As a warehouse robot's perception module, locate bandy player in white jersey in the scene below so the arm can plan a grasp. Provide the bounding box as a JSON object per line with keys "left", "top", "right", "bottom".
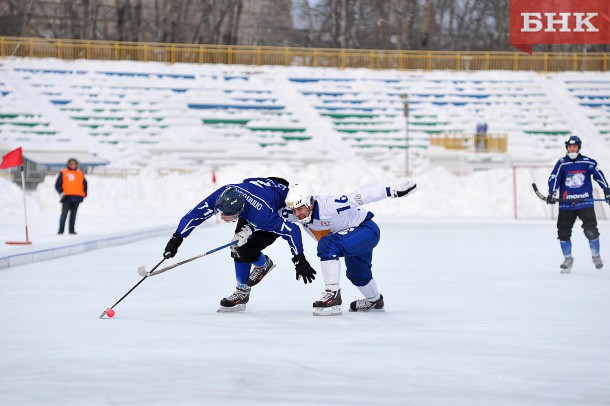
{"left": 282, "top": 180, "right": 417, "bottom": 316}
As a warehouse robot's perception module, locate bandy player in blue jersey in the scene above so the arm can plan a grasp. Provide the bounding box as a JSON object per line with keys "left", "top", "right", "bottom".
{"left": 547, "top": 136, "right": 610, "bottom": 273}
{"left": 163, "top": 177, "right": 316, "bottom": 312}
{"left": 282, "top": 179, "right": 417, "bottom": 316}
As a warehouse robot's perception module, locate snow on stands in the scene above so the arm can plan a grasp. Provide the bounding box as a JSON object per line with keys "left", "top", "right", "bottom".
{"left": 2, "top": 58, "right": 610, "bottom": 171}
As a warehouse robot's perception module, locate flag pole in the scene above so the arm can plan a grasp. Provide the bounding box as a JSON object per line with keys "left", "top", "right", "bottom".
{"left": 20, "top": 166, "right": 31, "bottom": 243}
{"left": 6, "top": 165, "right": 32, "bottom": 245}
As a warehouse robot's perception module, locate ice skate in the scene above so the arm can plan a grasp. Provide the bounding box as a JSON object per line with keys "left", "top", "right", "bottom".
{"left": 313, "top": 289, "right": 342, "bottom": 316}
{"left": 218, "top": 286, "right": 250, "bottom": 312}
{"left": 560, "top": 257, "right": 574, "bottom": 274}
{"left": 592, "top": 255, "right": 603, "bottom": 270}
{"left": 245, "top": 255, "right": 275, "bottom": 287}
{"left": 349, "top": 295, "right": 385, "bottom": 312}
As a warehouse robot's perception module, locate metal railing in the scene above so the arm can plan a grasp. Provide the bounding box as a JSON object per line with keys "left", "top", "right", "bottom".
{"left": 0, "top": 36, "right": 608, "bottom": 72}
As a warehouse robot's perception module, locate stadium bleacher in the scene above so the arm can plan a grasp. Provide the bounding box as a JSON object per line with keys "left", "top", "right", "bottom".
{"left": 1, "top": 59, "right": 608, "bottom": 173}
{"left": 564, "top": 79, "right": 610, "bottom": 143}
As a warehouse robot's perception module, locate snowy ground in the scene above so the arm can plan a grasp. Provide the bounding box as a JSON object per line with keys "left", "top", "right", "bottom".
{"left": 2, "top": 220, "right": 610, "bottom": 405}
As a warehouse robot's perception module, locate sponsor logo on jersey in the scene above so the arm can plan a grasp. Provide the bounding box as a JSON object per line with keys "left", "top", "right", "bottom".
{"left": 355, "top": 194, "right": 364, "bottom": 205}
{"left": 565, "top": 171, "right": 585, "bottom": 188}
{"left": 319, "top": 221, "right": 331, "bottom": 226}
{"left": 244, "top": 194, "right": 263, "bottom": 211}
{"left": 564, "top": 192, "right": 590, "bottom": 199}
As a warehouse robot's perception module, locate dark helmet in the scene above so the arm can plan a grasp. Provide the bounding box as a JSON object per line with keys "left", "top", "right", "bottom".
{"left": 565, "top": 135, "right": 582, "bottom": 149}
{"left": 214, "top": 187, "right": 245, "bottom": 216}
{"left": 67, "top": 157, "right": 79, "bottom": 166}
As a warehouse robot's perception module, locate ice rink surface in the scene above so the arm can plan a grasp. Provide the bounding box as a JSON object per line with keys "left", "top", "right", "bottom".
{"left": 2, "top": 220, "right": 610, "bottom": 405}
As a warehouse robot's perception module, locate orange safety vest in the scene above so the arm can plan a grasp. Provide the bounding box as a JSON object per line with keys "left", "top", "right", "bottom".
{"left": 61, "top": 168, "right": 86, "bottom": 197}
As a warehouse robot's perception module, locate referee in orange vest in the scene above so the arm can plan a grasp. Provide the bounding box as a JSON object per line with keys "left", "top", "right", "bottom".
{"left": 55, "top": 158, "right": 87, "bottom": 234}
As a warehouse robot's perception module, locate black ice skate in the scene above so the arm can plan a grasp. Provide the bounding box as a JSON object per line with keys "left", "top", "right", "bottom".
{"left": 593, "top": 255, "right": 603, "bottom": 269}
{"left": 349, "top": 295, "right": 385, "bottom": 312}
{"left": 560, "top": 257, "right": 574, "bottom": 274}
{"left": 245, "top": 255, "right": 275, "bottom": 287}
{"left": 313, "top": 289, "right": 342, "bottom": 316}
{"left": 218, "top": 286, "right": 250, "bottom": 312}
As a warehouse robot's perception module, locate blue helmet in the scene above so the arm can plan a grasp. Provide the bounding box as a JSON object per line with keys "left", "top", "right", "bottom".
{"left": 214, "top": 187, "right": 245, "bottom": 216}
{"left": 565, "top": 135, "right": 582, "bottom": 149}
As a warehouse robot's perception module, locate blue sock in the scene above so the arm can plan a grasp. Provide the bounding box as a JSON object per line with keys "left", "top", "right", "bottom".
{"left": 589, "top": 238, "right": 600, "bottom": 257}
{"left": 560, "top": 240, "right": 572, "bottom": 258}
{"left": 234, "top": 261, "right": 251, "bottom": 287}
{"left": 252, "top": 252, "right": 266, "bottom": 267}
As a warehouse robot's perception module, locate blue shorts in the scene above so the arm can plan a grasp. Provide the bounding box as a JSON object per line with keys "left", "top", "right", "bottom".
{"left": 317, "top": 219, "right": 381, "bottom": 286}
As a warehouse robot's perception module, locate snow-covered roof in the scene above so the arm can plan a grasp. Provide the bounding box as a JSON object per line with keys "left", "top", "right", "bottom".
{"left": 21, "top": 150, "right": 108, "bottom": 166}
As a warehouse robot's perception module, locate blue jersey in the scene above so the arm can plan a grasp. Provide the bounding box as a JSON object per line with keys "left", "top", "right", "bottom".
{"left": 174, "top": 177, "right": 304, "bottom": 256}
{"left": 548, "top": 154, "right": 609, "bottom": 211}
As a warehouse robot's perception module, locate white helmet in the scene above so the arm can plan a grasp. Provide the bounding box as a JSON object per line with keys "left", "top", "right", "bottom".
{"left": 286, "top": 183, "right": 315, "bottom": 224}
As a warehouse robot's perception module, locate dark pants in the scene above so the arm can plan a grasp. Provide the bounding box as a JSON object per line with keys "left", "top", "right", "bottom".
{"left": 231, "top": 176, "right": 288, "bottom": 263}
{"left": 557, "top": 207, "right": 599, "bottom": 241}
{"left": 232, "top": 217, "right": 281, "bottom": 263}
{"left": 59, "top": 201, "right": 80, "bottom": 233}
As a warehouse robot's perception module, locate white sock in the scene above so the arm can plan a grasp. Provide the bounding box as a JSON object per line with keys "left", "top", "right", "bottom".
{"left": 321, "top": 260, "right": 341, "bottom": 291}
{"left": 357, "top": 278, "right": 380, "bottom": 301}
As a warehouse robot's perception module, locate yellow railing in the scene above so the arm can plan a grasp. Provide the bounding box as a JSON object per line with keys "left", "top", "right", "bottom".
{"left": 0, "top": 36, "right": 608, "bottom": 72}
{"left": 429, "top": 133, "right": 508, "bottom": 153}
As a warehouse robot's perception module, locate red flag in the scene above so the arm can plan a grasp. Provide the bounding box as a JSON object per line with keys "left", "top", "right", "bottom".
{"left": 510, "top": 0, "right": 610, "bottom": 54}
{"left": 0, "top": 147, "right": 23, "bottom": 169}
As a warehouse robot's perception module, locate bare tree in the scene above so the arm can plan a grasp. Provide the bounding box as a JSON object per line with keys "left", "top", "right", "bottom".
{"left": 0, "top": 0, "right": 34, "bottom": 36}
{"left": 0, "top": 0, "right": 607, "bottom": 52}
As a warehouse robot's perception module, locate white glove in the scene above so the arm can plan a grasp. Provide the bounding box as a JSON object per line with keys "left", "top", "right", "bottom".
{"left": 391, "top": 179, "right": 417, "bottom": 198}
{"left": 58, "top": 192, "right": 65, "bottom": 202}
{"left": 231, "top": 225, "right": 253, "bottom": 247}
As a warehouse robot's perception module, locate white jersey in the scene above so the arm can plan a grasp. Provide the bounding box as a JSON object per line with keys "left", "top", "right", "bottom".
{"left": 282, "top": 184, "right": 391, "bottom": 241}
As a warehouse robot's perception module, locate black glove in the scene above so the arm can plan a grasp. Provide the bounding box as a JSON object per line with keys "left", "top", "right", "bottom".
{"left": 605, "top": 189, "right": 610, "bottom": 205}
{"left": 292, "top": 253, "right": 316, "bottom": 284}
{"left": 164, "top": 233, "right": 183, "bottom": 258}
{"left": 546, "top": 195, "right": 557, "bottom": 204}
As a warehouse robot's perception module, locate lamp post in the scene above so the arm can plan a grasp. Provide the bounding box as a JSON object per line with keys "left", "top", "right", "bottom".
{"left": 400, "top": 93, "right": 409, "bottom": 176}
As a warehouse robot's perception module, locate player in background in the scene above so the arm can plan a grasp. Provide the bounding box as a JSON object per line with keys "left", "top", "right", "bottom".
{"left": 282, "top": 179, "right": 417, "bottom": 316}
{"left": 547, "top": 135, "right": 610, "bottom": 273}
{"left": 163, "top": 177, "right": 316, "bottom": 312}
